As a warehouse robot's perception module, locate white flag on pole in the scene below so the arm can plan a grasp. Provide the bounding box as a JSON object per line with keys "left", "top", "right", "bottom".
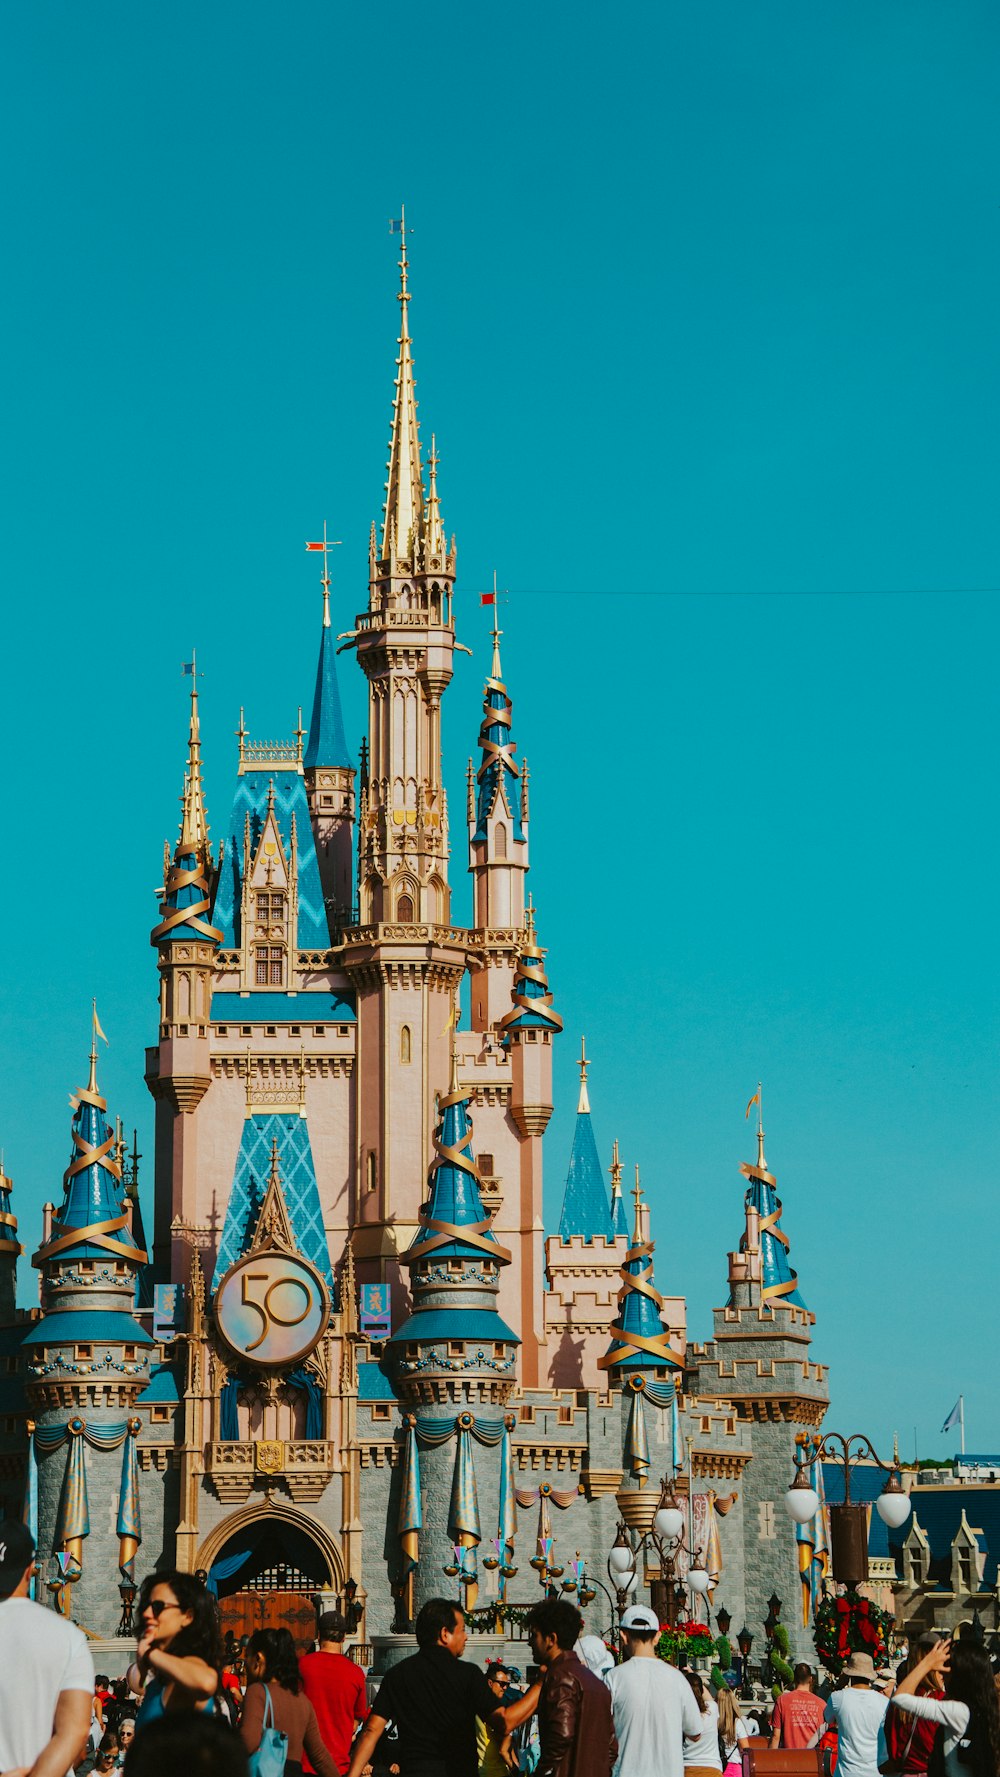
{"left": 941, "top": 1399, "right": 962, "bottom": 1434}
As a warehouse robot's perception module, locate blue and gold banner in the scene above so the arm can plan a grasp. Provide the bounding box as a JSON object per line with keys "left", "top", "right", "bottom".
{"left": 116, "top": 1418, "right": 142, "bottom": 1579}
{"left": 398, "top": 1419, "right": 422, "bottom": 1578}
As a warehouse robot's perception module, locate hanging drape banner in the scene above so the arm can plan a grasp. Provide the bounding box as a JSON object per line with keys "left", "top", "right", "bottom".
{"left": 450, "top": 1426, "right": 481, "bottom": 1608}
{"left": 514, "top": 1482, "right": 579, "bottom": 1510}
{"left": 625, "top": 1388, "right": 650, "bottom": 1480}
{"left": 117, "top": 1418, "right": 142, "bottom": 1579}
{"left": 704, "top": 1489, "right": 724, "bottom": 1598}
{"left": 413, "top": 1412, "right": 506, "bottom": 1447}
{"left": 498, "top": 1422, "right": 517, "bottom": 1560}
{"left": 24, "top": 1423, "right": 38, "bottom": 1600}
{"left": 398, "top": 1419, "right": 422, "bottom": 1578}
{"left": 56, "top": 1420, "right": 90, "bottom": 1578}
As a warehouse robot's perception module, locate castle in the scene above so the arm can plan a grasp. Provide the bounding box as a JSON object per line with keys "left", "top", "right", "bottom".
{"left": 0, "top": 226, "right": 829, "bottom": 1664}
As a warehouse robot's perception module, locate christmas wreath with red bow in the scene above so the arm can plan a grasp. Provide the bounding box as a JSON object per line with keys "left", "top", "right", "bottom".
{"left": 813, "top": 1590, "right": 893, "bottom": 1675}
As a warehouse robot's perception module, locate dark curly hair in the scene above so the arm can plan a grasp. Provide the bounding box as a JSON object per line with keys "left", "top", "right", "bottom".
{"left": 247, "top": 1628, "right": 302, "bottom": 1694}
{"left": 137, "top": 1570, "right": 222, "bottom": 1675}
{"left": 928, "top": 1639, "right": 1000, "bottom": 1777}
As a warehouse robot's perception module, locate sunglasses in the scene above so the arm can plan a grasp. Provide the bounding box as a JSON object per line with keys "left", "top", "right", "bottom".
{"left": 145, "top": 1599, "right": 180, "bottom": 1618}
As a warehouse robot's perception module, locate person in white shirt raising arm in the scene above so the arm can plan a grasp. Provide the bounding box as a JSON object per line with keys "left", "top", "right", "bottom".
{"left": 892, "top": 1636, "right": 1000, "bottom": 1777}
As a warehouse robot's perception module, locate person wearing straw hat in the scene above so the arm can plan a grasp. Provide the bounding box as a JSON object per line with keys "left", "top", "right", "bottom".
{"left": 823, "top": 1653, "right": 890, "bottom": 1777}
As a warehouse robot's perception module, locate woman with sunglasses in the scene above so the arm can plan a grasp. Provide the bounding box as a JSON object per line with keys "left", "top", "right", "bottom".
{"left": 127, "top": 1571, "right": 221, "bottom": 1724}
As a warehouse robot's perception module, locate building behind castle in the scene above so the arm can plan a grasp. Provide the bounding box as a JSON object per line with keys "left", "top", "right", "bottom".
{"left": 0, "top": 231, "right": 829, "bottom": 1663}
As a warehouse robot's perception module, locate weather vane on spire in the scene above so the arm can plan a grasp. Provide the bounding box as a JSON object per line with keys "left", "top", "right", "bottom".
{"left": 389, "top": 206, "right": 411, "bottom": 311}
{"left": 305, "top": 522, "right": 343, "bottom": 628}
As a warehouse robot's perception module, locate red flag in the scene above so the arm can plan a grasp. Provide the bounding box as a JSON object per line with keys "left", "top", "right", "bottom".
{"left": 305, "top": 542, "right": 326, "bottom": 552}
{"left": 480, "top": 592, "right": 496, "bottom": 605}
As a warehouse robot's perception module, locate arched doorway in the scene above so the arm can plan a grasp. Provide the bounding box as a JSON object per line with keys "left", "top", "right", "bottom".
{"left": 196, "top": 1504, "right": 345, "bottom": 1653}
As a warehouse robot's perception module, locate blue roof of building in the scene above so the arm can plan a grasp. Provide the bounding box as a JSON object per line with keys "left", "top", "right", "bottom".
{"left": 408, "top": 1088, "right": 502, "bottom": 1265}
{"left": 22, "top": 1310, "right": 153, "bottom": 1346}
{"left": 211, "top": 991, "right": 355, "bottom": 1024}
{"left": 732, "top": 1166, "right": 806, "bottom": 1311}
{"left": 609, "top": 1188, "right": 629, "bottom": 1240}
{"left": 389, "top": 1308, "right": 520, "bottom": 1345}
{"left": 212, "top": 1111, "right": 334, "bottom": 1292}
{"left": 303, "top": 618, "right": 351, "bottom": 770}
{"left": 357, "top": 1361, "right": 398, "bottom": 1401}
{"left": 558, "top": 1108, "right": 610, "bottom": 1241}
{"left": 474, "top": 672, "right": 524, "bottom": 844}
{"left": 212, "top": 768, "right": 330, "bottom": 950}
{"left": 136, "top": 1362, "right": 181, "bottom": 1404}
{"left": 820, "top": 1465, "right": 1000, "bottom": 1581}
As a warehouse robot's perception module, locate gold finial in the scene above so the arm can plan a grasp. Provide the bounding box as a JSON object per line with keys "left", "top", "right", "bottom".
{"left": 489, "top": 571, "right": 504, "bottom": 681}
{"left": 87, "top": 999, "right": 107, "bottom": 1094}
{"left": 295, "top": 706, "right": 304, "bottom": 766}
{"left": 397, "top": 203, "right": 409, "bottom": 315}
{"left": 755, "top": 1080, "right": 766, "bottom": 1171}
{"left": 577, "top": 1036, "right": 590, "bottom": 1114}
{"left": 236, "top": 705, "right": 246, "bottom": 766}
{"left": 305, "top": 520, "right": 343, "bottom": 628}
{"left": 609, "top": 1137, "right": 622, "bottom": 1196}
{"left": 448, "top": 989, "right": 460, "bottom": 1095}
{"left": 525, "top": 894, "right": 536, "bottom": 940}
{"left": 631, "top": 1163, "right": 645, "bottom": 1244}
{"left": 179, "top": 652, "right": 210, "bottom": 861}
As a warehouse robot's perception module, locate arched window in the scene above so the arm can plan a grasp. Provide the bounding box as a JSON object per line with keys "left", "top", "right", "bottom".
{"left": 400, "top": 1025, "right": 412, "bottom": 1065}
{"left": 495, "top": 822, "right": 508, "bottom": 859}
{"left": 366, "top": 1152, "right": 377, "bottom": 1193}
{"left": 397, "top": 892, "right": 414, "bottom": 923}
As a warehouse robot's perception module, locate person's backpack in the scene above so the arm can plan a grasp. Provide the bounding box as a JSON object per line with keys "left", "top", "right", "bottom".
{"left": 247, "top": 1686, "right": 287, "bottom": 1777}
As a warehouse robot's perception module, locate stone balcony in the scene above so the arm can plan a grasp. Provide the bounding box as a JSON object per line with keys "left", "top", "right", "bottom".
{"left": 206, "top": 1439, "right": 336, "bottom": 1503}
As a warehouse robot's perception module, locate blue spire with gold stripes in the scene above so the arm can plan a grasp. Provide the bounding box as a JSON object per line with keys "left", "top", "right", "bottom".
{"left": 608, "top": 1140, "right": 629, "bottom": 1241}
{"left": 557, "top": 1039, "right": 611, "bottom": 1241}
{"left": 498, "top": 898, "right": 563, "bottom": 1042}
{"left": 474, "top": 607, "right": 523, "bottom": 843}
{"left": 0, "top": 1158, "right": 21, "bottom": 1259}
{"left": 34, "top": 1012, "right": 147, "bottom": 1270}
{"left": 151, "top": 660, "right": 222, "bottom": 949}
{"left": 735, "top": 1091, "right": 805, "bottom": 1311}
{"left": 598, "top": 1166, "right": 683, "bottom": 1374}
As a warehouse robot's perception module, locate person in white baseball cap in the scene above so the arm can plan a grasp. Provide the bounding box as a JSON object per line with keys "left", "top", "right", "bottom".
{"left": 608, "top": 1605, "right": 701, "bottom": 1777}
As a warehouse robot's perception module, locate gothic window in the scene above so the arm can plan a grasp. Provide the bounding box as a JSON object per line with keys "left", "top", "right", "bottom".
{"left": 255, "top": 945, "right": 284, "bottom": 986}
{"left": 397, "top": 893, "right": 414, "bottom": 923}
{"left": 256, "top": 892, "right": 286, "bottom": 925}
{"left": 400, "top": 1024, "right": 412, "bottom": 1064}
{"left": 495, "top": 822, "right": 508, "bottom": 859}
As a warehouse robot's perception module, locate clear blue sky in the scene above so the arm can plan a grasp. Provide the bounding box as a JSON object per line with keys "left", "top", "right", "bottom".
{"left": 2, "top": 2, "right": 997, "bottom": 1458}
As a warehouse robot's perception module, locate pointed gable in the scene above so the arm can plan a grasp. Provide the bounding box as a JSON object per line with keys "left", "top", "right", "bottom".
{"left": 212, "top": 1112, "right": 334, "bottom": 1292}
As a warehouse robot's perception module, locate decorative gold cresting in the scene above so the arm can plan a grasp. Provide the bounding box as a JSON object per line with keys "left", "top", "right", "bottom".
{"left": 424, "top": 435, "right": 445, "bottom": 563}
{"left": 381, "top": 204, "right": 425, "bottom": 562}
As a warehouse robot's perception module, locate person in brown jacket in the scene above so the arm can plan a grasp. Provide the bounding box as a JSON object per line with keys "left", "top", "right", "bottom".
{"left": 526, "top": 1600, "right": 618, "bottom": 1777}
{"left": 241, "top": 1628, "right": 341, "bottom": 1777}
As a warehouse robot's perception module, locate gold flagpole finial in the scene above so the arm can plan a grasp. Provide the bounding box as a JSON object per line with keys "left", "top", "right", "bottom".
{"left": 88, "top": 999, "right": 99, "bottom": 1093}
{"left": 490, "top": 570, "right": 503, "bottom": 680}
{"left": 632, "top": 1163, "right": 644, "bottom": 1242}
{"left": 609, "top": 1138, "right": 622, "bottom": 1194}
{"left": 756, "top": 1080, "right": 766, "bottom": 1170}
{"left": 577, "top": 1037, "right": 590, "bottom": 1113}
{"left": 448, "top": 989, "right": 460, "bottom": 1096}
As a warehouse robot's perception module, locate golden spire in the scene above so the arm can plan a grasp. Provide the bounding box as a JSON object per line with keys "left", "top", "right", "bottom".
{"left": 609, "top": 1137, "right": 622, "bottom": 1196}
{"left": 88, "top": 999, "right": 100, "bottom": 1095}
{"left": 268, "top": 1136, "right": 282, "bottom": 1190}
{"left": 631, "top": 1163, "right": 645, "bottom": 1244}
{"left": 179, "top": 651, "right": 210, "bottom": 865}
{"left": 489, "top": 572, "right": 503, "bottom": 681}
{"left": 381, "top": 205, "right": 425, "bottom": 561}
{"left": 424, "top": 434, "right": 445, "bottom": 562}
{"left": 577, "top": 1035, "right": 590, "bottom": 1114}
{"left": 448, "top": 989, "right": 460, "bottom": 1096}
{"left": 755, "top": 1080, "right": 766, "bottom": 1172}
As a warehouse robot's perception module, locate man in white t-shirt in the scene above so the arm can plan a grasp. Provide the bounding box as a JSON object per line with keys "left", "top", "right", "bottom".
{"left": 823, "top": 1651, "right": 890, "bottom": 1777}
{"left": 607, "top": 1604, "right": 702, "bottom": 1777}
{"left": 0, "top": 1520, "right": 94, "bottom": 1777}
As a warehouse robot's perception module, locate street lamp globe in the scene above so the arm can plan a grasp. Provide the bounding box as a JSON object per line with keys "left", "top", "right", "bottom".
{"left": 875, "top": 1476, "right": 912, "bottom": 1530}
{"left": 784, "top": 1473, "right": 820, "bottom": 1523}
{"left": 688, "top": 1563, "right": 711, "bottom": 1595}
{"left": 654, "top": 1504, "right": 685, "bottom": 1541}
{"left": 609, "top": 1543, "right": 635, "bottom": 1576}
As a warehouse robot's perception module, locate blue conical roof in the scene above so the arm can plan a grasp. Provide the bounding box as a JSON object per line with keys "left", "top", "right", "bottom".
{"left": 0, "top": 1163, "right": 21, "bottom": 1257}
{"left": 304, "top": 615, "right": 350, "bottom": 769}
{"left": 407, "top": 1082, "right": 501, "bottom": 1265}
{"left": 35, "top": 1064, "right": 146, "bottom": 1269}
{"left": 738, "top": 1153, "right": 806, "bottom": 1311}
{"left": 474, "top": 663, "right": 522, "bottom": 842}
{"left": 498, "top": 903, "right": 563, "bottom": 1041}
{"left": 609, "top": 1182, "right": 629, "bottom": 1241}
{"left": 599, "top": 1182, "right": 683, "bottom": 1374}
{"left": 559, "top": 1108, "right": 610, "bottom": 1241}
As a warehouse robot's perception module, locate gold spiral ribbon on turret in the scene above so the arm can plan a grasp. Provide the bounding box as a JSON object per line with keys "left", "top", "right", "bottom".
{"left": 739, "top": 1160, "right": 799, "bottom": 1308}
{"left": 498, "top": 944, "right": 564, "bottom": 1037}
{"left": 151, "top": 860, "right": 222, "bottom": 945}
{"left": 35, "top": 1118, "right": 147, "bottom": 1266}
{"left": 597, "top": 1236, "right": 685, "bottom": 1370}
{"left": 406, "top": 1086, "right": 511, "bottom": 1267}
{"left": 477, "top": 682, "right": 519, "bottom": 790}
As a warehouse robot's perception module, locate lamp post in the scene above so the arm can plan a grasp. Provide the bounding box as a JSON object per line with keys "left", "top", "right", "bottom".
{"left": 116, "top": 1576, "right": 137, "bottom": 1638}
{"left": 736, "top": 1625, "right": 754, "bottom": 1686}
{"left": 784, "top": 1433, "right": 911, "bottom": 1587}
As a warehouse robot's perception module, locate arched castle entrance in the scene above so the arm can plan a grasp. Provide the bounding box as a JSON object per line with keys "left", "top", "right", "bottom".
{"left": 196, "top": 1502, "right": 346, "bottom": 1652}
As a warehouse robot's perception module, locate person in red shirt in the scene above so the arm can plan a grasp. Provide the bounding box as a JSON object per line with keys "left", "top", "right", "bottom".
{"left": 771, "top": 1665, "right": 827, "bottom": 1750}
{"left": 299, "top": 1611, "right": 369, "bottom": 1776}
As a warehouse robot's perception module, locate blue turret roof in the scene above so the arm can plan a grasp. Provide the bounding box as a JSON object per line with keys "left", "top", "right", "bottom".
{"left": 304, "top": 611, "right": 350, "bottom": 770}
{"left": 407, "top": 1080, "right": 501, "bottom": 1266}
{"left": 599, "top": 1179, "right": 683, "bottom": 1374}
{"left": 737, "top": 1144, "right": 806, "bottom": 1311}
{"left": 151, "top": 676, "right": 222, "bottom": 949}
{"left": 498, "top": 902, "right": 563, "bottom": 1042}
{"left": 34, "top": 1060, "right": 147, "bottom": 1270}
{"left": 558, "top": 1066, "right": 610, "bottom": 1241}
{"left": 609, "top": 1180, "right": 629, "bottom": 1241}
{"left": 0, "top": 1163, "right": 21, "bottom": 1257}
{"left": 474, "top": 650, "right": 523, "bottom": 843}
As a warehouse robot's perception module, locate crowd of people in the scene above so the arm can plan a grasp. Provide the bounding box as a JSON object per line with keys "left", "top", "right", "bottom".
{"left": 4, "top": 1517, "right": 1000, "bottom": 1777}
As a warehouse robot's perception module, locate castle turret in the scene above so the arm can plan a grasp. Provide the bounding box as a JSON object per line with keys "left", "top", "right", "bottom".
{"left": 468, "top": 609, "right": 529, "bottom": 1032}
{"left": 692, "top": 1092, "right": 828, "bottom": 1659}
{"left": 389, "top": 1046, "right": 518, "bottom": 1613}
{"left": 303, "top": 536, "right": 356, "bottom": 929}
{"left": 544, "top": 1045, "right": 629, "bottom": 1391}
{"left": 149, "top": 664, "right": 221, "bottom": 1116}
{"left": 27, "top": 1023, "right": 151, "bottom": 1627}
{"left": 0, "top": 1158, "right": 22, "bottom": 1322}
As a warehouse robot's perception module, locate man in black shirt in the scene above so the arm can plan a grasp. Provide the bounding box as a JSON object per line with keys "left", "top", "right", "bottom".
{"left": 345, "top": 1599, "right": 519, "bottom": 1777}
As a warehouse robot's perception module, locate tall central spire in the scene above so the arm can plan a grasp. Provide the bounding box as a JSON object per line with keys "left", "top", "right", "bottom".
{"left": 180, "top": 656, "right": 210, "bottom": 865}
{"left": 381, "top": 208, "right": 425, "bottom": 561}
